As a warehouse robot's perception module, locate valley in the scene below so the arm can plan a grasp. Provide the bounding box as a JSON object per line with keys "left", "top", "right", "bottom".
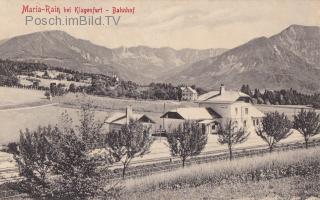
{"left": 0, "top": 25, "right": 320, "bottom": 92}
{"left": 0, "top": 23, "right": 320, "bottom": 200}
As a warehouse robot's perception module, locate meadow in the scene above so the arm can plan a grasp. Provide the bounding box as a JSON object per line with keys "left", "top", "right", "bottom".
{"left": 256, "top": 104, "right": 320, "bottom": 119}
{"left": 0, "top": 87, "right": 46, "bottom": 107}
{"left": 18, "top": 75, "right": 90, "bottom": 88}
{"left": 56, "top": 93, "right": 197, "bottom": 114}
{"left": 122, "top": 147, "right": 320, "bottom": 200}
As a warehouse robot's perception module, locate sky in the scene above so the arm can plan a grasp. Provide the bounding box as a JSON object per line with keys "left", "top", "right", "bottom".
{"left": 0, "top": 0, "right": 319, "bottom": 49}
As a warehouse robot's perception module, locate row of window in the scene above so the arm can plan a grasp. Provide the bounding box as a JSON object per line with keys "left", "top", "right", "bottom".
{"left": 235, "top": 107, "right": 249, "bottom": 115}
{"left": 253, "top": 119, "right": 260, "bottom": 126}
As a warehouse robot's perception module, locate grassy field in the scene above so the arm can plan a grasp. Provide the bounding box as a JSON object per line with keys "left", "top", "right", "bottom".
{"left": 256, "top": 104, "right": 320, "bottom": 119}
{"left": 18, "top": 75, "right": 90, "bottom": 88}
{"left": 56, "top": 93, "right": 197, "bottom": 113}
{"left": 122, "top": 147, "right": 320, "bottom": 200}
{"left": 0, "top": 87, "right": 46, "bottom": 107}
{"left": 0, "top": 105, "right": 111, "bottom": 145}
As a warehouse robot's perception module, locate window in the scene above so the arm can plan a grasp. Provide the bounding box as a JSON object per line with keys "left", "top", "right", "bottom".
{"left": 245, "top": 108, "right": 249, "bottom": 115}
{"left": 202, "top": 124, "right": 206, "bottom": 133}
{"left": 235, "top": 107, "right": 238, "bottom": 115}
{"left": 243, "top": 120, "right": 247, "bottom": 127}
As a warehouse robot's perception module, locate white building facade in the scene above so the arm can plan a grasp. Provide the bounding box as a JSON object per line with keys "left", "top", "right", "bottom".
{"left": 181, "top": 86, "right": 198, "bottom": 101}
{"left": 161, "top": 84, "right": 265, "bottom": 134}
{"left": 198, "top": 84, "right": 265, "bottom": 132}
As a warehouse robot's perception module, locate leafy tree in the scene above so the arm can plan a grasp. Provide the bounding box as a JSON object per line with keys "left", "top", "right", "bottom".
{"left": 56, "top": 73, "right": 65, "bottom": 80}
{"left": 68, "top": 83, "right": 76, "bottom": 93}
{"left": 50, "top": 83, "right": 65, "bottom": 96}
{"left": 44, "top": 90, "right": 51, "bottom": 100}
{"left": 240, "top": 84, "right": 252, "bottom": 97}
{"left": 32, "top": 81, "right": 39, "bottom": 88}
{"left": 293, "top": 109, "right": 320, "bottom": 148}
{"left": 76, "top": 102, "right": 107, "bottom": 148}
{"left": 13, "top": 104, "right": 120, "bottom": 199}
{"left": 256, "top": 111, "right": 292, "bottom": 152}
{"left": 13, "top": 126, "right": 58, "bottom": 198}
{"left": 216, "top": 120, "right": 249, "bottom": 160}
{"left": 106, "top": 120, "right": 153, "bottom": 178}
{"left": 5, "top": 142, "right": 19, "bottom": 155}
{"left": 167, "top": 121, "right": 207, "bottom": 167}
{"left": 43, "top": 70, "right": 49, "bottom": 78}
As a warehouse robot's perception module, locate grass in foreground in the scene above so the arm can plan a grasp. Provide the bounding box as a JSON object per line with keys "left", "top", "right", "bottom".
{"left": 123, "top": 147, "right": 320, "bottom": 199}
{"left": 123, "top": 174, "right": 320, "bottom": 200}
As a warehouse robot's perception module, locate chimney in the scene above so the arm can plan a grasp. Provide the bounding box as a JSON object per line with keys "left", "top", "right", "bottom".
{"left": 126, "top": 105, "right": 133, "bottom": 124}
{"left": 220, "top": 84, "right": 225, "bottom": 95}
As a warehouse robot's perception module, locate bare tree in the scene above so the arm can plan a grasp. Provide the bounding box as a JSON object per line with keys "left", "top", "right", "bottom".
{"left": 256, "top": 111, "right": 292, "bottom": 152}
{"left": 293, "top": 109, "right": 320, "bottom": 148}
{"left": 167, "top": 121, "right": 207, "bottom": 167}
{"left": 216, "top": 120, "right": 249, "bottom": 160}
{"left": 106, "top": 120, "right": 153, "bottom": 178}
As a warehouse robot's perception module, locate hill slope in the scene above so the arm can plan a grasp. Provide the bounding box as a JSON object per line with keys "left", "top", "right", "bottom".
{"left": 170, "top": 25, "right": 320, "bottom": 92}
{"left": 0, "top": 31, "right": 225, "bottom": 83}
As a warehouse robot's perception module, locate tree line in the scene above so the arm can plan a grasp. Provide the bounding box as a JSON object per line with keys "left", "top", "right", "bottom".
{"left": 240, "top": 84, "right": 320, "bottom": 108}
{"left": 0, "top": 59, "right": 210, "bottom": 101}
{"left": 1, "top": 59, "right": 320, "bottom": 104}
{"left": 168, "top": 109, "right": 320, "bottom": 165}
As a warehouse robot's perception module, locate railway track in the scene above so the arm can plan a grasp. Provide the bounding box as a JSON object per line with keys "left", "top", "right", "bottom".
{"left": 110, "top": 138, "right": 320, "bottom": 180}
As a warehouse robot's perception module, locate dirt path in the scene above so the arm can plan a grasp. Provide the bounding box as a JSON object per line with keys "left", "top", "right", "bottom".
{"left": 0, "top": 102, "right": 59, "bottom": 111}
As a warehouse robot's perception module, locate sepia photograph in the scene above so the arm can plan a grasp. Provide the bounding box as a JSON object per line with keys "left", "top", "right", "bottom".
{"left": 0, "top": 0, "right": 320, "bottom": 199}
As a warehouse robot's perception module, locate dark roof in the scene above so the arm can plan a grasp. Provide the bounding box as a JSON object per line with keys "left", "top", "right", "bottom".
{"left": 107, "top": 112, "right": 156, "bottom": 125}
{"left": 205, "top": 107, "right": 223, "bottom": 119}
{"left": 160, "top": 107, "right": 222, "bottom": 120}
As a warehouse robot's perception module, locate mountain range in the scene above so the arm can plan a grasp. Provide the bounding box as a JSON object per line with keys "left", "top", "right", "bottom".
{"left": 0, "top": 31, "right": 225, "bottom": 83}
{"left": 169, "top": 25, "right": 320, "bottom": 92}
{"left": 0, "top": 24, "right": 319, "bottom": 92}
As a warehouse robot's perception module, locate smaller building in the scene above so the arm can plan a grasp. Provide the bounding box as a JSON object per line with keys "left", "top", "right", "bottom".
{"left": 106, "top": 106, "right": 156, "bottom": 133}
{"left": 160, "top": 107, "right": 222, "bottom": 134}
{"left": 181, "top": 86, "right": 198, "bottom": 101}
